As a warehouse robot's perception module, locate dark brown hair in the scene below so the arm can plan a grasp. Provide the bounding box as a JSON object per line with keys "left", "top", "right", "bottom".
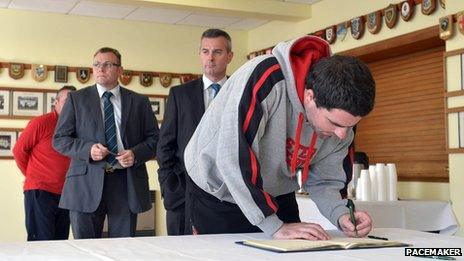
{"left": 93, "top": 47, "right": 122, "bottom": 65}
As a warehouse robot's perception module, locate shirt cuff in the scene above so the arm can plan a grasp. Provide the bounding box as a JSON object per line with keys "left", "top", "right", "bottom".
{"left": 256, "top": 214, "right": 284, "bottom": 237}
{"left": 331, "top": 203, "right": 349, "bottom": 230}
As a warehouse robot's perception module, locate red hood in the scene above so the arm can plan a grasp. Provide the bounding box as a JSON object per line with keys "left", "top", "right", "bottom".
{"left": 289, "top": 36, "right": 331, "bottom": 104}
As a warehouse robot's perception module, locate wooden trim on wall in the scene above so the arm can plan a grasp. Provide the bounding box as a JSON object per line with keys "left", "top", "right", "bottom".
{"left": 0, "top": 128, "right": 22, "bottom": 132}
{"left": 0, "top": 62, "right": 200, "bottom": 78}
{"left": 443, "top": 53, "right": 449, "bottom": 157}
{"left": 444, "top": 48, "right": 464, "bottom": 58}
{"left": 399, "top": 176, "right": 449, "bottom": 182}
{"left": 446, "top": 106, "right": 464, "bottom": 114}
{"left": 445, "top": 90, "right": 464, "bottom": 98}
{"left": 0, "top": 86, "right": 56, "bottom": 93}
{"left": 448, "top": 148, "right": 464, "bottom": 153}
{"left": 0, "top": 115, "right": 39, "bottom": 120}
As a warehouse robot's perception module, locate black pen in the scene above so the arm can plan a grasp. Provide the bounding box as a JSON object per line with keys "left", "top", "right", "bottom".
{"left": 346, "top": 199, "right": 358, "bottom": 237}
{"left": 367, "top": 235, "right": 388, "bottom": 241}
{"left": 107, "top": 150, "right": 119, "bottom": 156}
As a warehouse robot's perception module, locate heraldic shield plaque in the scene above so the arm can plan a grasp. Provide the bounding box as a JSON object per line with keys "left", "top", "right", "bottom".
{"left": 140, "top": 72, "right": 153, "bottom": 87}
{"left": 350, "top": 17, "right": 365, "bottom": 40}
{"left": 336, "top": 22, "right": 347, "bottom": 42}
{"left": 119, "top": 70, "right": 132, "bottom": 85}
{"left": 31, "top": 64, "right": 48, "bottom": 82}
{"left": 325, "top": 26, "right": 336, "bottom": 44}
{"left": 159, "top": 73, "right": 172, "bottom": 88}
{"left": 384, "top": 4, "right": 398, "bottom": 29}
{"left": 9, "top": 63, "right": 25, "bottom": 80}
{"left": 367, "top": 11, "right": 381, "bottom": 34}
{"left": 400, "top": 0, "right": 415, "bottom": 21}
{"left": 421, "top": 0, "right": 437, "bottom": 15}
{"left": 439, "top": 15, "right": 453, "bottom": 40}
{"left": 77, "top": 67, "right": 90, "bottom": 83}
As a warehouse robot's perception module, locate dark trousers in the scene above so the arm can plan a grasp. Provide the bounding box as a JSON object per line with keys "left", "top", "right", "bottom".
{"left": 69, "top": 169, "right": 137, "bottom": 239}
{"left": 24, "top": 189, "right": 70, "bottom": 241}
{"left": 185, "top": 179, "right": 300, "bottom": 235}
{"left": 166, "top": 203, "right": 185, "bottom": 235}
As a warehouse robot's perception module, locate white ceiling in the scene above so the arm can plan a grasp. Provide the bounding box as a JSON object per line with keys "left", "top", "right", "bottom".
{"left": 0, "top": 0, "right": 321, "bottom": 30}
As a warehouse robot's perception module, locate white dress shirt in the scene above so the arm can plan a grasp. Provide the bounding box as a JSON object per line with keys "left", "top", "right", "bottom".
{"left": 202, "top": 75, "right": 227, "bottom": 110}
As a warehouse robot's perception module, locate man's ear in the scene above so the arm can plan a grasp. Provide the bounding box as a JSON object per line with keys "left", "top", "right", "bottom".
{"left": 304, "top": 89, "right": 315, "bottom": 102}
{"left": 116, "top": 65, "right": 124, "bottom": 77}
{"left": 53, "top": 95, "right": 59, "bottom": 106}
{"left": 227, "top": 51, "right": 234, "bottom": 64}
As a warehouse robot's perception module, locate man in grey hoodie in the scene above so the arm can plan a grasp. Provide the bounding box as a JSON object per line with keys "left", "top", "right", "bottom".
{"left": 184, "top": 35, "right": 375, "bottom": 240}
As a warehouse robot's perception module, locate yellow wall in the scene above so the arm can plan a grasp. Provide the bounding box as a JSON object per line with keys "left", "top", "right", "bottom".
{"left": 248, "top": 0, "right": 463, "bottom": 236}
{"left": 0, "top": 8, "right": 247, "bottom": 242}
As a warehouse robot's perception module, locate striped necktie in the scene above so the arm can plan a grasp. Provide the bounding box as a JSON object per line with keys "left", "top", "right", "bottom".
{"left": 211, "top": 83, "right": 221, "bottom": 98}
{"left": 102, "top": 91, "right": 118, "bottom": 166}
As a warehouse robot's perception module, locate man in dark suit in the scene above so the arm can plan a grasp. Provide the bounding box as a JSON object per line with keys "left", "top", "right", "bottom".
{"left": 53, "top": 47, "right": 159, "bottom": 239}
{"left": 157, "top": 28, "right": 233, "bottom": 235}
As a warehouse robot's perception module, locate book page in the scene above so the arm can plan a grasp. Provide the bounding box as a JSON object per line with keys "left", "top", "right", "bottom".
{"left": 242, "top": 239, "right": 346, "bottom": 252}
{"left": 327, "top": 237, "right": 405, "bottom": 249}
{"left": 242, "top": 237, "right": 407, "bottom": 252}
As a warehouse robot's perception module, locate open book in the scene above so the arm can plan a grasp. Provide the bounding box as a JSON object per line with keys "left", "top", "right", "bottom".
{"left": 237, "top": 237, "right": 410, "bottom": 253}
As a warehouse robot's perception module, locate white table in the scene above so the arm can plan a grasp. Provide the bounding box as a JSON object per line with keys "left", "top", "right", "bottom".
{"left": 0, "top": 228, "right": 463, "bottom": 260}
{"left": 296, "top": 195, "right": 459, "bottom": 235}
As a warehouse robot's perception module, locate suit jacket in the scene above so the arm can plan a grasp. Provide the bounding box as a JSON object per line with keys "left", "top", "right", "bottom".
{"left": 53, "top": 85, "right": 159, "bottom": 213}
{"left": 157, "top": 78, "right": 204, "bottom": 210}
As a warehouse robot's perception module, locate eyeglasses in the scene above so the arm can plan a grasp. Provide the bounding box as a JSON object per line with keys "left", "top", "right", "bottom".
{"left": 92, "top": 61, "right": 120, "bottom": 69}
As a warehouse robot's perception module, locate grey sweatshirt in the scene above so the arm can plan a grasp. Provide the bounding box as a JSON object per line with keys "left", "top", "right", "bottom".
{"left": 184, "top": 35, "right": 352, "bottom": 236}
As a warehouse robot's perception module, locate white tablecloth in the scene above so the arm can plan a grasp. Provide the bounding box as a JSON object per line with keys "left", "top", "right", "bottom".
{"left": 0, "top": 228, "right": 463, "bottom": 260}
{"left": 296, "top": 196, "right": 459, "bottom": 235}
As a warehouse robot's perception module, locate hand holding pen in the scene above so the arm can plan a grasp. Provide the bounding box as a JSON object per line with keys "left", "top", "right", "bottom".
{"left": 90, "top": 143, "right": 114, "bottom": 161}
{"left": 347, "top": 199, "right": 359, "bottom": 237}
{"left": 338, "top": 199, "right": 373, "bottom": 238}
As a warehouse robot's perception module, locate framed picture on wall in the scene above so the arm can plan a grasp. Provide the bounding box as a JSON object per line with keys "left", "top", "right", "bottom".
{"left": 12, "top": 91, "right": 44, "bottom": 117}
{"left": 147, "top": 95, "right": 166, "bottom": 122}
{"left": 0, "top": 90, "right": 10, "bottom": 116}
{"left": 45, "top": 92, "right": 57, "bottom": 113}
{"left": 0, "top": 131, "right": 16, "bottom": 157}
{"left": 54, "top": 65, "right": 68, "bottom": 83}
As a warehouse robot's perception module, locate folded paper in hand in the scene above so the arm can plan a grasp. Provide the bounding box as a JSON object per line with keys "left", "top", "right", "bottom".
{"left": 237, "top": 237, "right": 410, "bottom": 253}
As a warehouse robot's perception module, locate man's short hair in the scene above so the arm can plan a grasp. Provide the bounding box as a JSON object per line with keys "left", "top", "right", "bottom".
{"left": 56, "top": 85, "right": 76, "bottom": 99}
{"left": 306, "top": 55, "right": 375, "bottom": 117}
{"left": 93, "top": 47, "right": 122, "bottom": 65}
{"left": 201, "top": 28, "right": 232, "bottom": 52}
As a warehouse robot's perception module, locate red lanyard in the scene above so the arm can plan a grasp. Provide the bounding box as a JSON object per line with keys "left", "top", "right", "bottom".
{"left": 301, "top": 132, "right": 318, "bottom": 185}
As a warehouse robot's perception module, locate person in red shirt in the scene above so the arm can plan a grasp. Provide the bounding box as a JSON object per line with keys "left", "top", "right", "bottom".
{"left": 13, "top": 85, "right": 76, "bottom": 241}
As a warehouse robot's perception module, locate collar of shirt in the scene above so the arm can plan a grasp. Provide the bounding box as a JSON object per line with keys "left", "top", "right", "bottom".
{"left": 52, "top": 109, "right": 58, "bottom": 119}
{"left": 202, "top": 75, "right": 227, "bottom": 90}
{"left": 96, "top": 84, "right": 121, "bottom": 100}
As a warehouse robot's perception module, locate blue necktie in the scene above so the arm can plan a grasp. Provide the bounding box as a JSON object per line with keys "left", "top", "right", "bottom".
{"left": 211, "top": 83, "right": 221, "bottom": 98}
{"left": 102, "top": 91, "right": 118, "bottom": 166}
